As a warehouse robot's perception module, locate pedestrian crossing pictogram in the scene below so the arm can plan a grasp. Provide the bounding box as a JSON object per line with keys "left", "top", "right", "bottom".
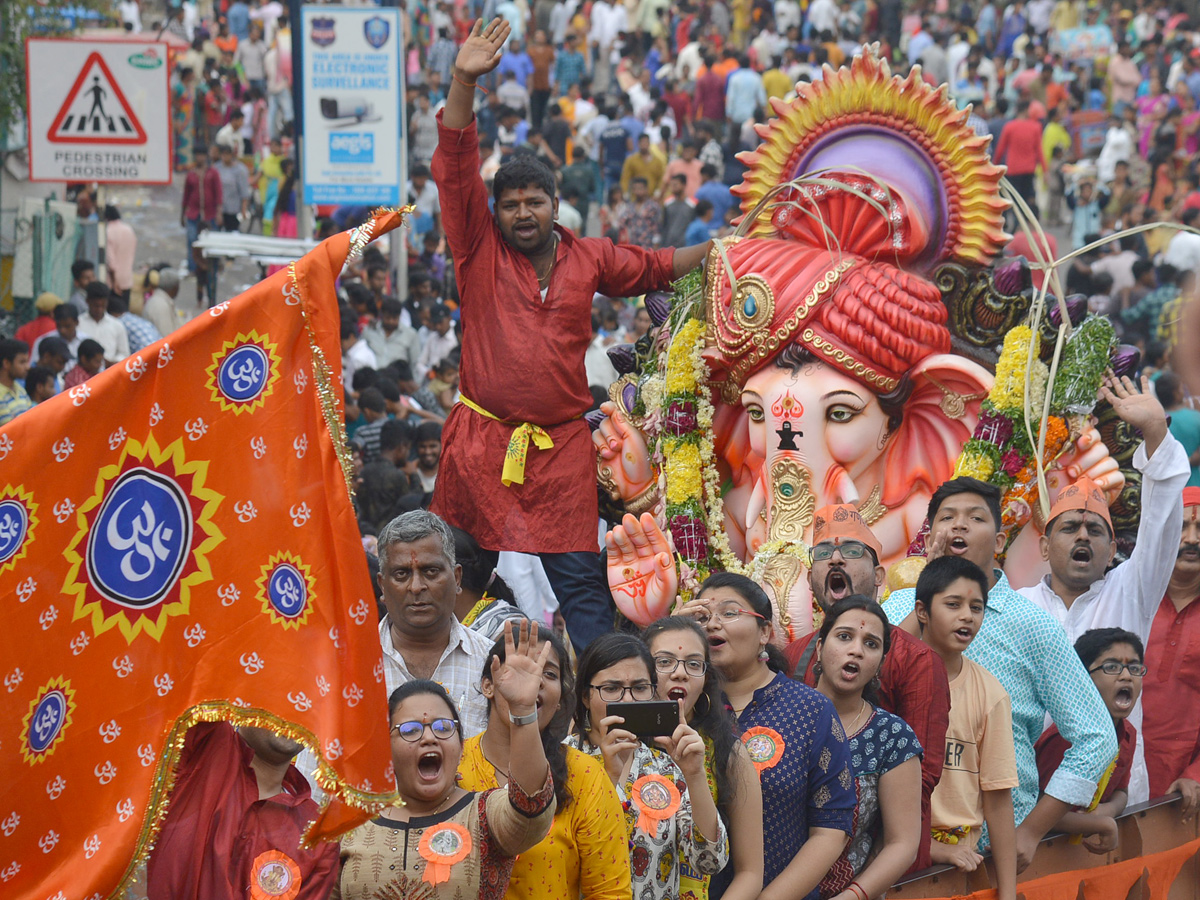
{"left": 47, "top": 52, "right": 147, "bottom": 144}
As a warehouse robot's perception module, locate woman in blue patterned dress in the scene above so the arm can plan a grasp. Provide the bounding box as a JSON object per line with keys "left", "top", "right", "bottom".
{"left": 813, "top": 596, "right": 923, "bottom": 900}
{"left": 681, "top": 573, "right": 857, "bottom": 900}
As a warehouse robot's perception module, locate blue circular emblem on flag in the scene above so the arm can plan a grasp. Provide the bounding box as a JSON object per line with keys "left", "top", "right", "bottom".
{"left": 217, "top": 344, "right": 270, "bottom": 404}
{"left": 87, "top": 468, "right": 193, "bottom": 609}
{"left": 27, "top": 690, "right": 68, "bottom": 754}
{"left": 267, "top": 563, "right": 308, "bottom": 618}
{"left": 0, "top": 499, "right": 28, "bottom": 565}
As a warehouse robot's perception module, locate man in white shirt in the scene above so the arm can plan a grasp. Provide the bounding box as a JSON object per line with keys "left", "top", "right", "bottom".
{"left": 415, "top": 304, "right": 459, "bottom": 382}
{"left": 775, "top": 0, "right": 802, "bottom": 35}
{"left": 807, "top": 0, "right": 840, "bottom": 37}
{"left": 1164, "top": 208, "right": 1200, "bottom": 275}
{"left": 1018, "top": 373, "right": 1189, "bottom": 803}
{"left": 556, "top": 192, "right": 585, "bottom": 233}
{"left": 376, "top": 510, "right": 493, "bottom": 737}
{"left": 78, "top": 282, "right": 130, "bottom": 366}
{"left": 341, "top": 317, "right": 377, "bottom": 393}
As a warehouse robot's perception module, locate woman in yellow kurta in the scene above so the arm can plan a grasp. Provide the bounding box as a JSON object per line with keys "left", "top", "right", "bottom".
{"left": 458, "top": 626, "right": 632, "bottom": 900}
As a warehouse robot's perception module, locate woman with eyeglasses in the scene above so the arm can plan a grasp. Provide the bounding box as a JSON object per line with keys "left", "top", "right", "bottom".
{"left": 333, "top": 620, "right": 556, "bottom": 898}
{"left": 812, "top": 596, "right": 922, "bottom": 900}
{"left": 680, "top": 572, "right": 856, "bottom": 900}
{"left": 565, "top": 632, "right": 730, "bottom": 900}
{"left": 643, "top": 616, "right": 765, "bottom": 900}
{"left": 457, "top": 623, "right": 632, "bottom": 900}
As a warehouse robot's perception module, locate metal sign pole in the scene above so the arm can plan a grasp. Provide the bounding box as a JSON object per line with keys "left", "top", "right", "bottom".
{"left": 289, "top": 0, "right": 310, "bottom": 239}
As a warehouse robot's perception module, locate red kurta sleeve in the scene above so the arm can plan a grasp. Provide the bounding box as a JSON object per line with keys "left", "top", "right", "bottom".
{"left": 594, "top": 238, "right": 677, "bottom": 299}
{"left": 430, "top": 111, "right": 494, "bottom": 268}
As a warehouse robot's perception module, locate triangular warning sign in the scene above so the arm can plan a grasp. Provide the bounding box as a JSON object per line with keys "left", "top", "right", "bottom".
{"left": 47, "top": 52, "right": 147, "bottom": 144}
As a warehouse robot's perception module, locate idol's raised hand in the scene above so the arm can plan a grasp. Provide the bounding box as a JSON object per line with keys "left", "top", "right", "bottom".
{"left": 454, "top": 18, "right": 511, "bottom": 81}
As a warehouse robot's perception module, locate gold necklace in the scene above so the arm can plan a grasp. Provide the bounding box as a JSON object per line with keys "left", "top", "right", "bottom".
{"left": 387, "top": 784, "right": 459, "bottom": 820}
{"left": 845, "top": 698, "right": 869, "bottom": 736}
{"left": 533, "top": 236, "right": 559, "bottom": 285}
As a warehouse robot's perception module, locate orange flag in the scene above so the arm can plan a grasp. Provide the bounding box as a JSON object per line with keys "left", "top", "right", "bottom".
{"left": 0, "top": 211, "right": 408, "bottom": 898}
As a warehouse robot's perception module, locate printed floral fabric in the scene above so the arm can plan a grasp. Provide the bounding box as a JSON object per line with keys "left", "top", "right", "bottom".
{"left": 565, "top": 736, "right": 730, "bottom": 900}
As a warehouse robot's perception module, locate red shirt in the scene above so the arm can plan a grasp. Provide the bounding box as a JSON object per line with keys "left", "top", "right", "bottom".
{"left": 147, "top": 722, "right": 338, "bottom": 900}
{"left": 1143, "top": 594, "right": 1200, "bottom": 796}
{"left": 14, "top": 316, "right": 56, "bottom": 348}
{"left": 182, "top": 167, "right": 223, "bottom": 222}
{"left": 429, "top": 112, "right": 676, "bottom": 553}
{"left": 785, "top": 626, "right": 950, "bottom": 873}
{"left": 663, "top": 90, "right": 693, "bottom": 131}
{"left": 1035, "top": 718, "right": 1136, "bottom": 803}
{"left": 992, "top": 117, "right": 1047, "bottom": 176}
{"left": 695, "top": 71, "right": 727, "bottom": 121}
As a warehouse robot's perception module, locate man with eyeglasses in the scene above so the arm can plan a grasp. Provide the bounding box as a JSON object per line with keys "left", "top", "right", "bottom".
{"left": 1017, "top": 375, "right": 1187, "bottom": 804}
{"left": 1142, "top": 487, "right": 1200, "bottom": 818}
{"left": 783, "top": 503, "right": 951, "bottom": 874}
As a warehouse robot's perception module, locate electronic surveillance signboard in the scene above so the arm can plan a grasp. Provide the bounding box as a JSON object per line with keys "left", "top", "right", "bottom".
{"left": 301, "top": 7, "right": 401, "bottom": 205}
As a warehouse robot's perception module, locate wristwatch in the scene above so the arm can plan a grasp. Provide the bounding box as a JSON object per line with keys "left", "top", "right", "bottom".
{"left": 508, "top": 709, "right": 538, "bottom": 726}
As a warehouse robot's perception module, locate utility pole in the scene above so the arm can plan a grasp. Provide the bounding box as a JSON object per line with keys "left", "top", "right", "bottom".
{"left": 287, "top": 0, "right": 310, "bottom": 239}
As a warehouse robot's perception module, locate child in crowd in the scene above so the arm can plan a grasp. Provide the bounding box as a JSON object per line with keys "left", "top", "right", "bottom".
{"left": 916, "top": 556, "right": 1018, "bottom": 900}
{"left": 1034, "top": 628, "right": 1143, "bottom": 854}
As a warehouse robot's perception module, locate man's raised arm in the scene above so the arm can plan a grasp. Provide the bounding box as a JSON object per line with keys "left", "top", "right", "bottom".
{"left": 443, "top": 18, "right": 510, "bottom": 130}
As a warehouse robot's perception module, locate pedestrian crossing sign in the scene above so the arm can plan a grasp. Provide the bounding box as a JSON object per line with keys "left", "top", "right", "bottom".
{"left": 48, "top": 52, "right": 147, "bottom": 144}
{"left": 26, "top": 39, "right": 171, "bottom": 184}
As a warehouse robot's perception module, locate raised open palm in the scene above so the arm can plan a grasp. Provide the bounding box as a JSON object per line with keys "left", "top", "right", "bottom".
{"left": 454, "top": 18, "right": 511, "bottom": 80}
{"left": 606, "top": 513, "right": 678, "bottom": 625}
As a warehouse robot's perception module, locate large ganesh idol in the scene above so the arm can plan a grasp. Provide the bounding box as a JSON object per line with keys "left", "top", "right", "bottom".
{"left": 594, "top": 49, "right": 1115, "bottom": 639}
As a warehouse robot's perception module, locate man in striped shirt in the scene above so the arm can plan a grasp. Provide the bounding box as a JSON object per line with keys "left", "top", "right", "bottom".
{"left": 0, "top": 339, "right": 33, "bottom": 425}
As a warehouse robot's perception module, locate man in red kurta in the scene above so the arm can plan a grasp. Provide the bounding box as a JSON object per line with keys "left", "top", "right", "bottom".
{"left": 1142, "top": 487, "right": 1200, "bottom": 817}
{"left": 146, "top": 722, "right": 338, "bottom": 900}
{"left": 429, "top": 18, "right": 711, "bottom": 650}
{"left": 784, "top": 504, "right": 951, "bottom": 873}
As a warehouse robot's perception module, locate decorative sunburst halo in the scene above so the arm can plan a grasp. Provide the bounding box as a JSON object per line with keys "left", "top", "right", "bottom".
{"left": 205, "top": 330, "right": 283, "bottom": 415}
{"left": 62, "top": 435, "right": 224, "bottom": 643}
{"left": 19, "top": 677, "right": 77, "bottom": 765}
{"left": 733, "top": 47, "right": 1009, "bottom": 267}
{"left": 256, "top": 551, "right": 316, "bottom": 630}
{"left": 0, "top": 483, "right": 38, "bottom": 576}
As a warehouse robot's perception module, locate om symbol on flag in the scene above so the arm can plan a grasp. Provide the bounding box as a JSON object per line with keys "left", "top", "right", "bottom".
{"left": 257, "top": 552, "right": 315, "bottom": 630}
{"left": 19, "top": 679, "right": 76, "bottom": 764}
{"left": 206, "top": 331, "right": 281, "bottom": 415}
{"left": 86, "top": 468, "right": 192, "bottom": 609}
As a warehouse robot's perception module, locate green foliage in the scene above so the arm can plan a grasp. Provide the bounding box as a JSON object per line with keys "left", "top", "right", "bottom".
{"left": 0, "top": 1, "right": 112, "bottom": 142}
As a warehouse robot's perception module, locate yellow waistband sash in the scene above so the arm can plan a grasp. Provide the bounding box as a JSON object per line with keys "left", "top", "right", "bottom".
{"left": 458, "top": 395, "right": 556, "bottom": 487}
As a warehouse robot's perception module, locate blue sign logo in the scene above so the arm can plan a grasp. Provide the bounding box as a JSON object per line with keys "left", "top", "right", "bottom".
{"left": 310, "top": 16, "right": 336, "bottom": 47}
{"left": 87, "top": 468, "right": 193, "bottom": 609}
{"left": 364, "top": 15, "right": 390, "bottom": 49}
{"left": 267, "top": 563, "right": 308, "bottom": 619}
{"left": 0, "top": 499, "right": 28, "bottom": 565}
{"left": 27, "top": 690, "right": 68, "bottom": 755}
{"left": 217, "top": 344, "right": 270, "bottom": 403}
{"left": 329, "top": 132, "right": 374, "bottom": 163}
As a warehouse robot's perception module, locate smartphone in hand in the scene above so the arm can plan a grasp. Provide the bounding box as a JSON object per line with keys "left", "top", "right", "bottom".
{"left": 606, "top": 700, "right": 679, "bottom": 738}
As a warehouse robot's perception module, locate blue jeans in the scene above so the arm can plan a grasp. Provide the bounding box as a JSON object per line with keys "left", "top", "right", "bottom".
{"left": 538, "top": 550, "right": 615, "bottom": 654}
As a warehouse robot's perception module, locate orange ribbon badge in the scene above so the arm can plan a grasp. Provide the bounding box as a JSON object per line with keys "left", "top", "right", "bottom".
{"left": 249, "top": 850, "right": 302, "bottom": 900}
{"left": 742, "top": 726, "right": 786, "bottom": 772}
{"left": 630, "top": 773, "right": 683, "bottom": 835}
{"left": 418, "top": 822, "right": 472, "bottom": 885}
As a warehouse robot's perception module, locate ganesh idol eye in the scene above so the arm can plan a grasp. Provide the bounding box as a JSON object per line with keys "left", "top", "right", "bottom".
{"left": 746, "top": 405, "right": 765, "bottom": 422}
{"left": 826, "top": 405, "right": 859, "bottom": 423}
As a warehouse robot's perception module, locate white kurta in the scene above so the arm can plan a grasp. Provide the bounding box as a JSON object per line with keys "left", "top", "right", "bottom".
{"left": 1018, "top": 432, "right": 1191, "bottom": 803}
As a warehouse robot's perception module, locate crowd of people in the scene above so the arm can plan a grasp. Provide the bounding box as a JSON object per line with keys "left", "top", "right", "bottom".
{"left": 8, "top": 0, "right": 1200, "bottom": 897}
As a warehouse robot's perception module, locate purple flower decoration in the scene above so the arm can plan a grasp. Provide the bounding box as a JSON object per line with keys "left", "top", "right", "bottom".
{"left": 607, "top": 343, "right": 638, "bottom": 375}
{"left": 664, "top": 400, "right": 697, "bottom": 435}
{"left": 1111, "top": 344, "right": 1141, "bottom": 378}
{"left": 1001, "top": 447, "right": 1026, "bottom": 477}
{"left": 584, "top": 409, "right": 606, "bottom": 432}
{"left": 1049, "top": 295, "right": 1088, "bottom": 328}
{"left": 645, "top": 292, "right": 672, "bottom": 326}
{"left": 669, "top": 515, "right": 709, "bottom": 561}
{"left": 994, "top": 257, "right": 1032, "bottom": 295}
{"left": 974, "top": 410, "right": 1013, "bottom": 446}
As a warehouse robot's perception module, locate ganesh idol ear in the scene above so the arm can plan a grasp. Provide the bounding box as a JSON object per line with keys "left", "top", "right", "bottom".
{"left": 880, "top": 355, "right": 994, "bottom": 510}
